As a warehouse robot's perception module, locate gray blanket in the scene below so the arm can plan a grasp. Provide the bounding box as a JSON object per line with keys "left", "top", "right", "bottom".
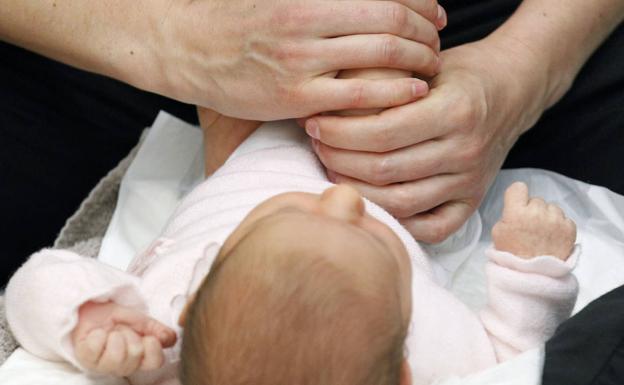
{"left": 0, "top": 142, "right": 139, "bottom": 365}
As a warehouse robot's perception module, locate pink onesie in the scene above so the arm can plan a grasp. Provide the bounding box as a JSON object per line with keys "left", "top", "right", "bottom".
{"left": 5, "top": 121, "right": 579, "bottom": 385}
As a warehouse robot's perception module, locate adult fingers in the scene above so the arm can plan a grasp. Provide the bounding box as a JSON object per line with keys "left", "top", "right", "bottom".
{"left": 315, "top": 34, "right": 439, "bottom": 76}
{"left": 502, "top": 182, "right": 529, "bottom": 218}
{"left": 96, "top": 331, "right": 126, "bottom": 375}
{"left": 401, "top": 200, "right": 476, "bottom": 243}
{"left": 117, "top": 326, "right": 145, "bottom": 376}
{"left": 312, "top": 1, "right": 441, "bottom": 49}
{"left": 112, "top": 308, "right": 177, "bottom": 347}
{"left": 140, "top": 336, "right": 165, "bottom": 371}
{"left": 304, "top": 94, "right": 450, "bottom": 152}
{"left": 386, "top": 0, "right": 446, "bottom": 29}
{"left": 302, "top": 77, "right": 429, "bottom": 114}
{"left": 313, "top": 139, "right": 455, "bottom": 185}
{"left": 327, "top": 171, "right": 467, "bottom": 218}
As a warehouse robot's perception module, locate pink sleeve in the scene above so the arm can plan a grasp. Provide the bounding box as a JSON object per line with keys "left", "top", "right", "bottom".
{"left": 408, "top": 246, "right": 579, "bottom": 383}
{"left": 479, "top": 246, "right": 580, "bottom": 361}
{"left": 5, "top": 249, "right": 147, "bottom": 370}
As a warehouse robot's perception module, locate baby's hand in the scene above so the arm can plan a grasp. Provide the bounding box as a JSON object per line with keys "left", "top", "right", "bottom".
{"left": 71, "top": 301, "right": 177, "bottom": 377}
{"left": 492, "top": 182, "right": 576, "bottom": 261}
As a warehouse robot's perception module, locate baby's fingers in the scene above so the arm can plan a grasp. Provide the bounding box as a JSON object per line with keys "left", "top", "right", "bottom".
{"left": 75, "top": 328, "right": 107, "bottom": 370}
{"left": 117, "top": 325, "right": 145, "bottom": 376}
{"left": 96, "top": 331, "right": 127, "bottom": 376}
{"left": 502, "top": 182, "right": 529, "bottom": 219}
{"left": 547, "top": 203, "right": 566, "bottom": 218}
{"left": 140, "top": 336, "right": 165, "bottom": 371}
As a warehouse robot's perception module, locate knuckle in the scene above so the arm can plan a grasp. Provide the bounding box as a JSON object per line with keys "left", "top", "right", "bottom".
{"left": 271, "top": 42, "right": 303, "bottom": 69}
{"left": 427, "top": 220, "right": 452, "bottom": 244}
{"left": 387, "top": 3, "right": 409, "bottom": 32}
{"left": 346, "top": 82, "right": 366, "bottom": 109}
{"left": 275, "top": 81, "right": 303, "bottom": 106}
{"left": 379, "top": 34, "right": 402, "bottom": 66}
{"left": 449, "top": 96, "right": 479, "bottom": 132}
{"left": 370, "top": 156, "right": 395, "bottom": 185}
{"left": 385, "top": 188, "right": 413, "bottom": 218}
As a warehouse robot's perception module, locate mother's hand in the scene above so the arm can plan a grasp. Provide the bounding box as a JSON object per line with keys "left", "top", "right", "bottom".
{"left": 155, "top": 0, "right": 445, "bottom": 120}
{"left": 305, "top": 36, "right": 552, "bottom": 243}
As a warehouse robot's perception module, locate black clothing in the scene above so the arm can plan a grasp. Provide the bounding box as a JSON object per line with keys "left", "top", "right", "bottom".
{"left": 543, "top": 284, "right": 624, "bottom": 385}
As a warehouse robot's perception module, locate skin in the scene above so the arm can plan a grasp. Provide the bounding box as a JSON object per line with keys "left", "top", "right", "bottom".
{"left": 303, "top": 0, "right": 624, "bottom": 243}
{"left": 0, "top": 0, "right": 445, "bottom": 120}
{"left": 72, "top": 182, "right": 576, "bottom": 377}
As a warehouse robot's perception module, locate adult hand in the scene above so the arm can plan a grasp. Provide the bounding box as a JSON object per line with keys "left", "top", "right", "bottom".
{"left": 155, "top": 0, "right": 446, "bottom": 120}
{"left": 305, "top": 35, "right": 552, "bottom": 243}
{"left": 1, "top": 0, "right": 445, "bottom": 120}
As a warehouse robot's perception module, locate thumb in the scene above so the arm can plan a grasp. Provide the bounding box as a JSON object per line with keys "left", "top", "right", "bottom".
{"left": 112, "top": 308, "right": 177, "bottom": 348}
{"left": 503, "top": 182, "right": 529, "bottom": 218}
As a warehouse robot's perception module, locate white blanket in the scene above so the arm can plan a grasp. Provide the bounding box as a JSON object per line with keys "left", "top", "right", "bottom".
{"left": 2, "top": 112, "right": 623, "bottom": 385}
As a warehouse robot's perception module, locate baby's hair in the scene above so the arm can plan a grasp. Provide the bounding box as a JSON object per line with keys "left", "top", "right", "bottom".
{"left": 180, "top": 221, "right": 407, "bottom": 385}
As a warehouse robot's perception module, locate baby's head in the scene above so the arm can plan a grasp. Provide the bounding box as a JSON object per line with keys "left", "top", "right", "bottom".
{"left": 179, "top": 185, "right": 413, "bottom": 385}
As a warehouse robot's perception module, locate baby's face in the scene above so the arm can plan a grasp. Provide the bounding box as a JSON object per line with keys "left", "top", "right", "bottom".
{"left": 218, "top": 184, "right": 413, "bottom": 322}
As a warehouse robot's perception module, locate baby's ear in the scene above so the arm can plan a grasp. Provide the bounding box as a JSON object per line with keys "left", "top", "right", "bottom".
{"left": 197, "top": 107, "right": 221, "bottom": 129}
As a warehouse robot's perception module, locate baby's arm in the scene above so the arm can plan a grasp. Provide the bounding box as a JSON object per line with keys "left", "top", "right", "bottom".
{"left": 480, "top": 182, "right": 579, "bottom": 360}
{"left": 5, "top": 249, "right": 175, "bottom": 376}
{"left": 409, "top": 182, "right": 578, "bottom": 382}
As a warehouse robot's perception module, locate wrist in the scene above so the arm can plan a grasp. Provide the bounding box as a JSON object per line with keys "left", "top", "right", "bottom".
{"left": 110, "top": 0, "right": 175, "bottom": 99}
{"left": 472, "top": 34, "right": 553, "bottom": 138}
{"left": 485, "top": 31, "right": 570, "bottom": 113}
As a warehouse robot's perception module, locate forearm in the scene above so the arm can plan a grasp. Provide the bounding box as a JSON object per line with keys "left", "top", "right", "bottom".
{"left": 0, "top": 0, "right": 165, "bottom": 92}
{"left": 489, "top": 0, "right": 624, "bottom": 109}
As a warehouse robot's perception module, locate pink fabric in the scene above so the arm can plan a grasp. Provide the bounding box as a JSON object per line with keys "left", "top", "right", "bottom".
{"left": 5, "top": 127, "right": 578, "bottom": 385}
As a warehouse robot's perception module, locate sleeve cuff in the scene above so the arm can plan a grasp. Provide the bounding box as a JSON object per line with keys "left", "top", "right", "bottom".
{"left": 486, "top": 245, "right": 580, "bottom": 278}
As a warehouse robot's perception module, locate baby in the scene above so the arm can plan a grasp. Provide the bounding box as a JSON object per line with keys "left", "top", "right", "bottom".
{"left": 5, "top": 68, "right": 579, "bottom": 385}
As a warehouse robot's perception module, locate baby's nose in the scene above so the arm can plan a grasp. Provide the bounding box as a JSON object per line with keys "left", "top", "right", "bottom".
{"left": 320, "top": 184, "right": 365, "bottom": 223}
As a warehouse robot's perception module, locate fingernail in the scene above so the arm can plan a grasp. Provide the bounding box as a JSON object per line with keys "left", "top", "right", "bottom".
{"left": 437, "top": 5, "right": 447, "bottom": 30}
{"left": 412, "top": 81, "right": 429, "bottom": 98}
{"left": 311, "top": 138, "right": 320, "bottom": 153}
{"left": 159, "top": 331, "right": 171, "bottom": 342}
{"left": 305, "top": 120, "right": 320, "bottom": 140}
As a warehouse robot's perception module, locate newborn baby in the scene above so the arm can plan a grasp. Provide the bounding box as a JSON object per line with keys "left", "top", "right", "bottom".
{"left": 5, "top": 69, "right": 578, "bottom": 385}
